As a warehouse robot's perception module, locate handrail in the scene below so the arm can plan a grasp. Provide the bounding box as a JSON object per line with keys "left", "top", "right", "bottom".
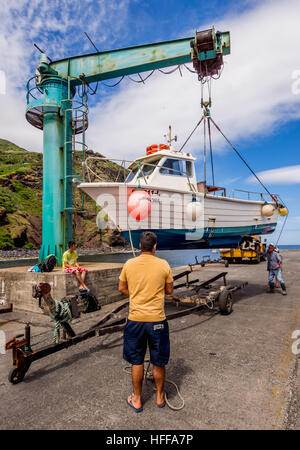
{"left": 231, "top": 188, "right": 278, "bottom": 202}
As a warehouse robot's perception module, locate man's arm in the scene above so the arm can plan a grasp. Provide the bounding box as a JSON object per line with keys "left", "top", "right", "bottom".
{"left": 274, "top": 253, "right": 281, "bottom": 270}
{"left": 62, "top": 255, "right": 70, "bottom": 268}
{"left": 118, "top": 280, "right": 129, "bottom": 297}
{"left": 165, "top": 282, "right": 173, "bottom": 295}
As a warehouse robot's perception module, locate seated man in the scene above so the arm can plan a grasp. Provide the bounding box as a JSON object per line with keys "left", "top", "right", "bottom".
{"left": 63, "top": 241, "right": 89, "bottom": 293}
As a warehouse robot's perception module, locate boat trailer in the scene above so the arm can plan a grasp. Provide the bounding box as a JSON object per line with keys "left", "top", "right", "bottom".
{"left": 5, "top": 269, "right": 247, "bottom": 384}
{"left": 188, "top": 255, "right": 228, "bottom": 270}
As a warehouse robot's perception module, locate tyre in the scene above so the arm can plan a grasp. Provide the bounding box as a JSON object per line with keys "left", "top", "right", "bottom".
{"left": 8, "top": 362, "right": 30, "bottom": 384}
{"left": 8, "top": 368, "right": 25, "bottom": 384}
{"left": 218, "top": 289, "right": 233, "bottom": 315}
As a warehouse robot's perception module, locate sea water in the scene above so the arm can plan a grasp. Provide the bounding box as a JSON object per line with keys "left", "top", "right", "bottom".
{"left": 0, "top": 249, "right": 219, "bottom": 269}
{"left": 0, "top": 246, "right": 299, "bottom": 270}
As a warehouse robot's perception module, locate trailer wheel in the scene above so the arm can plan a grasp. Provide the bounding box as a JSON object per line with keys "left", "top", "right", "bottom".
{"left": 8, "top": 368, "right": 26, "bottom": 384}
{"left": 8, "top": 363, "right": 30, "bottom": 384}
{"left": 218, "top": 289, "right": 233, "bottom": 315}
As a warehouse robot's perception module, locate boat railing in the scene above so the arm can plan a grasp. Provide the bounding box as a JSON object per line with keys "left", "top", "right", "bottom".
{"left": 84, "top": 156, "right": 196, "bottom": 192}
{"left": 231, "top": 189, "right": 279, "bottom": 203}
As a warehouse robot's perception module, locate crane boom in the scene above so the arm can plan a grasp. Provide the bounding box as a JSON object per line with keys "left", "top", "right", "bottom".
{"left": 41, "top": 30, "right": 230, "bottom": 86}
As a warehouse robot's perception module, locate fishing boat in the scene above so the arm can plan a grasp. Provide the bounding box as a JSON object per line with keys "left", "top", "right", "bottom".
{"left": 77, "top": 127, "right": 287, "bottom": 250}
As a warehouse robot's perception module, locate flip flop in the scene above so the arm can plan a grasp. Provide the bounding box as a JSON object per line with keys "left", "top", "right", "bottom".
{"left": 157, "top": 393, "right": 166, "bottom": 408}
{"left": 126, "top": 395, "right": 143, "bottom": 413}
{"left": 79, "top": 289, "right": 87, "bottom": 293}
{"left": 157, "top": 400, "right": 166, "bottom": 408}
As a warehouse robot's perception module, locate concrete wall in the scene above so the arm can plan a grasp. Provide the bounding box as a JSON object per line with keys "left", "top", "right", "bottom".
{"left": 0, "top": 265, "right": 125, "bottom": 314}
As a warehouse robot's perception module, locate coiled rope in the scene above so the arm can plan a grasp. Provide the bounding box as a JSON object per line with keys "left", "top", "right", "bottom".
{"left": 49, "top": 300, "right": 73, "bottom": 344}
{"left": 123, "top": 359, "right": 185, "bottom": 411}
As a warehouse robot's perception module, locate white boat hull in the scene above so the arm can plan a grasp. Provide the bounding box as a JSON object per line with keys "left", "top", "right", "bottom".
{"left": 78, "top": 182, "right": 278, "bottom": 249}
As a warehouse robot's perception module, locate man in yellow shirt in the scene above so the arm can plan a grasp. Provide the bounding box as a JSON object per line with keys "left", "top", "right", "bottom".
{"left": 119, "top": 231, "right": 173, "bottom": 413}
{"left": 62, "top": 241, "right": 89, "bottom": 293}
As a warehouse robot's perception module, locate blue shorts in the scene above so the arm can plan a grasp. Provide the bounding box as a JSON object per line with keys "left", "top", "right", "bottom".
{"left": 123, "top": 319, "right": 170, "bottom": 367}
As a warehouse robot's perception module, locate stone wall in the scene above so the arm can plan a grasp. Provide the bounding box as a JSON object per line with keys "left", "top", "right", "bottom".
{"left": 0, "top": 265, "right": 125, "bottom": 313}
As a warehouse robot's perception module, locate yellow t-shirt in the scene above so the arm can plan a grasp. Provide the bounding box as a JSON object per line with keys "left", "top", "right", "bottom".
{"left": 62, "top": 250, "right": 78, "bottom": 270}
{"left": 119, "top": 254, "right": 173, "bottom": 322}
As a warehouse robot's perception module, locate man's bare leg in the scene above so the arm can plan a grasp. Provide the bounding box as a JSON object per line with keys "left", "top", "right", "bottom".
{"left": 129, "top": 364, "right": 144, "bottom": 409}
{"left": 153, "top": 364, "right": 166, "bottom": 406}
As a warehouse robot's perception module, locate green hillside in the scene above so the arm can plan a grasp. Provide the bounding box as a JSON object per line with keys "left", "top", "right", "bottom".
{"left": 0, "top": 139, "right": 127, "bottom": 250}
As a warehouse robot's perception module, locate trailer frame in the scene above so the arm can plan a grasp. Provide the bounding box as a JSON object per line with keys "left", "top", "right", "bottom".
{"left": 5, "top": 269, "right": 247, "bottom": 384}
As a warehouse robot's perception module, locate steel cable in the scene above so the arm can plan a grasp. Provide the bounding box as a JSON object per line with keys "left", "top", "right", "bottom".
{"left": 178, "top": 117, "right": 204, "bottom": 153}
{"left": 207, "top": 117, "right": 215, "bottom": 186}
{"left": 209, "top": 117, "right": 279, "bottom": 204}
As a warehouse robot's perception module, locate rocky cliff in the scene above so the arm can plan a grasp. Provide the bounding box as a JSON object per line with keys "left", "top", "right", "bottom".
{"left": 0, "top": 138, "right": 127, "bottom": 250}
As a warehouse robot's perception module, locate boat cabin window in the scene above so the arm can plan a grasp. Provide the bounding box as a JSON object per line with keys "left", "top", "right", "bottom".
{"left": 137, "top": 161, "right": 159, "bottom": 178}
{"left": 126, "top": 159, "right": 160, "bottom": 182}
{"left": 186, "top": 161, "right": 193, "bottom": 177}
{"left": 159, "top": 158, "right": 193, "bottom": 177}
{"left": 159, "top": 158, "right": 184, "bottom": 176}
{"left": 126, "top": 167, "right": 138, "bottom": 183}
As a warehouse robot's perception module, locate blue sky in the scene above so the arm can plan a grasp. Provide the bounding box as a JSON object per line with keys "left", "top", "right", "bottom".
{"left": 0, "top": 0, "right": 299, "bottom": 244}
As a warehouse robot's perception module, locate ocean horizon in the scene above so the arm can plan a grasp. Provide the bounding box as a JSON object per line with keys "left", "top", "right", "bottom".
{"left": 278, "top": 245, "right": 300, "bottom": 250}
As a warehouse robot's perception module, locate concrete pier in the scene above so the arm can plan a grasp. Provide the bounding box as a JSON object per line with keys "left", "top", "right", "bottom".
{"left": 0, "top": 263, "right": 124, "bottom": 313}
{"left": 0, "top": 250, "right": 300, "bottom": 430}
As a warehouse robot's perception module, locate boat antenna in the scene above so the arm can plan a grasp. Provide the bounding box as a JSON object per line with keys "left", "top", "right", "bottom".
{"left": 164, "top": 125, "right": 177, "bottom": 146}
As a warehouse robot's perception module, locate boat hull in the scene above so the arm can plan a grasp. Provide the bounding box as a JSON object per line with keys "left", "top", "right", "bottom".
{"left": 78, "top": 182, "right": 278, "bottom": 249}
{"left": 122, "top": 222, "right": 277, "bottom": 250}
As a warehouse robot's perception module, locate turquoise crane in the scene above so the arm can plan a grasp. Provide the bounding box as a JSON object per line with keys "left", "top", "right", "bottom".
{"left": 26, "top": 27, "right": 230, "bottom": 264}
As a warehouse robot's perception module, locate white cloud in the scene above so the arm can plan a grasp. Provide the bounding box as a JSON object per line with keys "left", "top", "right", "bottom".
{"left": 1, "top": 0, "right": 300, "bottom": 162}
{"left": 249, "top": 165, "right": 300, "bottom": 184}
{"left": 87, "top": 0, "right": 300, "bottom": 160}
{"left": 0, "top": 0, "right": 132, "bottom": 151}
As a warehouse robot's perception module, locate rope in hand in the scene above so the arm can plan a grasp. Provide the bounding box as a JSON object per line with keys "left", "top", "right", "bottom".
{"left": 123, "top": 359, "right": 185, "bottom": 411}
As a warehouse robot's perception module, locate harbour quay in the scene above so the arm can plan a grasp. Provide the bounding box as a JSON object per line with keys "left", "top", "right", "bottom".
{"left": 0, "top": 250, "right": 299, "bottom": 430}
